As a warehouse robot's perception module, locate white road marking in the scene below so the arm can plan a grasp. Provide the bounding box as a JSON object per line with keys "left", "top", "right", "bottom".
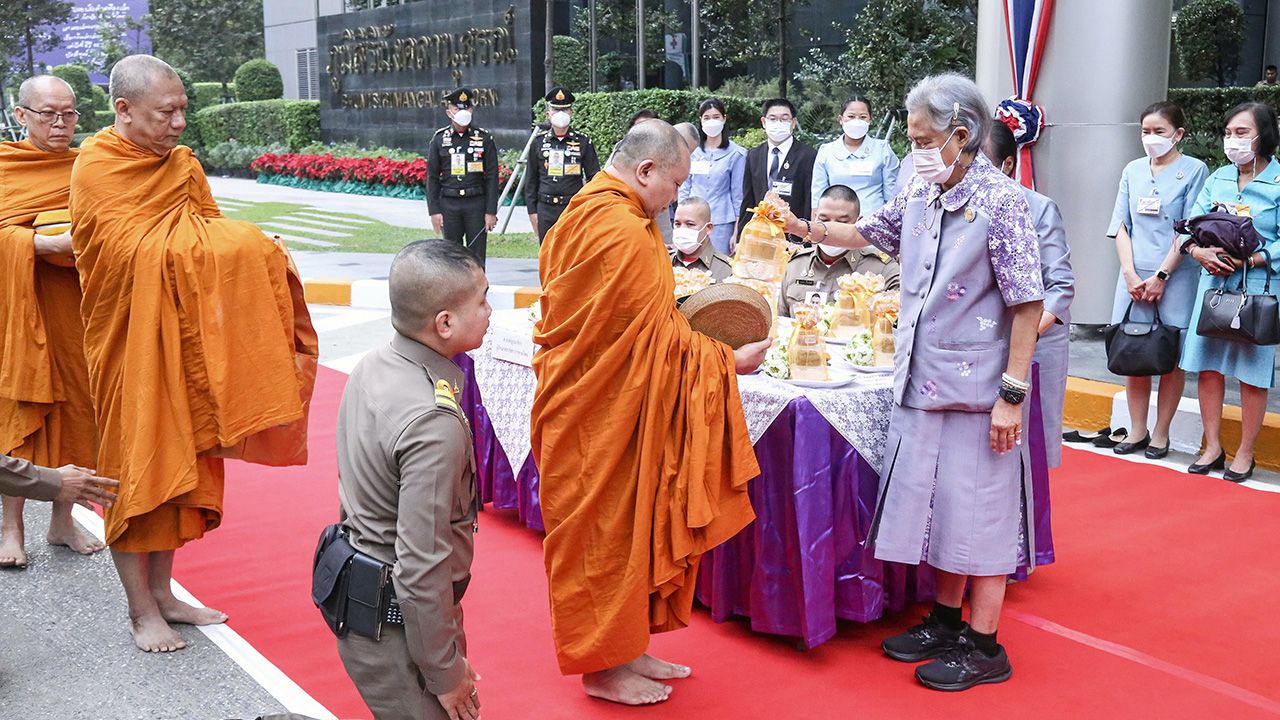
{"left": 259, "top": 222, "right": 353, "bottom": 238}
{"left": 310, "top": 309, "right": 389, "bottom": 333}
{"left": 1067, "top": 442, "right": 1280, "bottom": 493}
{"left": 294, "top": 209, "right": 375, "bottom": 225}
{"left": 277, "top": 215, "right": 359, "bottom": 230}
{"left": 263, "top": 232, "right": 339, "bottom": 248}
{"left": 322, "top": 351, "right": 369, "bottom": 374}
{"left": 70, "top": 506, "right": 337, "bottom": 720}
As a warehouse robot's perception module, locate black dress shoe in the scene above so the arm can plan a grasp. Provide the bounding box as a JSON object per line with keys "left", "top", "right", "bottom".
{"left": 1188, "top": 451, "right": 1226, "bottom": 475}
{"left": 882, "top": 613, "right": 966, "bottom": 663}
{"left": 1092, "top": 427, "right": 1128, "bottom": 449}
{"left": 1144, "top": 443, "right": 1170, "bottom": 459}
{"left": 1224, "top": 460, "right": 1256, "bottom": 483}
{"left": 1113, "top": 433, "right": 1151, "bottom": 455}
{"left": 1063, "top": 427, "right": 1110, "bottom": 444}
{"left": 915, "top": 635, "right": 1013, "bottom": 691}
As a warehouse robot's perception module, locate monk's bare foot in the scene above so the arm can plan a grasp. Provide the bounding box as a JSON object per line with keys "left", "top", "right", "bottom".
{"left": 155, "top": 596, "right": 228, "bottom": 626}
{"left": 47, "top": 523, "right": 105, "bottom": 555}
{"left": 625, "top": 654, "right": 692, "bottom": 680}
{"left": 131, "top": 613, "right": 187, "bottom": 653}
{"left": 0, "top": 528, "right": 27, "bottom": 568}
{"left": 583, "top": 667, "right": 672, "bottom": 705}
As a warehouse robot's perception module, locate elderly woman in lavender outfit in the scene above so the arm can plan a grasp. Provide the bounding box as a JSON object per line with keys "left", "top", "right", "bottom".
{"left": 776, "top": 73, "right": 1044, "bottom": 692}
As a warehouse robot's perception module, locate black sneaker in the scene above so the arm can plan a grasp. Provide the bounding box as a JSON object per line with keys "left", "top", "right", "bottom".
{"left": 914, "top": 635, "right": 1013, "bottom": 691}
{"left": 881, "top": 613, "right": 966, "bottom": 662}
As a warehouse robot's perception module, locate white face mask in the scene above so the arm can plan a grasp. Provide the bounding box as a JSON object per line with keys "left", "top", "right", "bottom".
{"left": 842, "top": 119, "right": 870, "bottom": 140}
{"left": 1141, "top": 134, "right": 1174, "bottom": 159}
{"left": 1224, "top": 136, "right": 1257, "bottom": 165}
{"left": 817, "top": 243, "right": 847, "bottom": 257}
{"left": 671, "top": 225, "right": 706, "bottom": 254}
{"left": 765, "top": 120, "right": 792, "bottom": 144}
{"left": 550, "top": 111, "right": 572, "bottom": 129}
{"left": 912, "top": 127, "right": 961, "bottom": 185}
{"left": 453, "top": 109, "right": 473, "bottom": 127}
{"left": 701, "top": 118, "right": 725, "bottom": 137}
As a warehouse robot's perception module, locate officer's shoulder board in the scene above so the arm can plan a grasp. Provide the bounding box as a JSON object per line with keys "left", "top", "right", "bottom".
{"left": 432, "top": 377, "right": 462, "bottom": 414}
{"left": 433, "top": 126, "right": 449, "bottom": 137}
{"left": 790, "top": 246, "right": 817, "bottom": 261}
{"left": 859, "top": 246, "right": 893, "bottom": 264}
{"left": 712, "top": 251, "right": 734, "bottom": 266}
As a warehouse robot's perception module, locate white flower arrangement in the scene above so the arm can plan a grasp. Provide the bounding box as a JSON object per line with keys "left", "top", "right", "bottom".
{"left": 842, "top": 329, "right": 875, "bottom": 366}
{"left": 761, "top": 333, "right": 791, "bottom": 380}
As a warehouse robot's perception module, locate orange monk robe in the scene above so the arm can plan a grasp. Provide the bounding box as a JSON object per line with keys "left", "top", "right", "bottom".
{"left": 0, "top": 140, "right": 96, "bottom": 469}
{"left": 69, "top": 127, "right": 318, "bottom": 552}
{"left": 531, "top": 171, "right": 759, "bottom": 675}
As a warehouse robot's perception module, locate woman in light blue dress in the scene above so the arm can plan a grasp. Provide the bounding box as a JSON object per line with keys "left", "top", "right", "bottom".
{"left": 810, "top": 94, "right": 900, "bottom": 216}
{"left": 678, "top": 97, "right": 746, "bottom": 254}
{"left": 1180, "top": 101, "right": 1280, "bottom": 481}
{"left": 1106, "top": 101, "right": 1209, "bottom": 459}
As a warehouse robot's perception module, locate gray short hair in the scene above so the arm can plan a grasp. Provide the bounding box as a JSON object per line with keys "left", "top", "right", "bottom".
{"left": 612, "top": 120, "right": 689, "bottom": 171}
{"left": 905, "top": 73, "right": 990, "bottom": 154}
{"left": 109, "top": 54, "right": 181, "bottom": 103}
{"left": 17, "top": 75, "right": 75, "bottom": 107}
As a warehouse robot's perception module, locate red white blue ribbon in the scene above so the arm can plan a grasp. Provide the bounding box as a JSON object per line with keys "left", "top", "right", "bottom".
{"left": 1001, "top": 0, "right": 1054, "bottom": 189}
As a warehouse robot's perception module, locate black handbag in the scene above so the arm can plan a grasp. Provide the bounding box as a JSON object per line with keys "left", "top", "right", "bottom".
{"left": 1103, "top": 301, "right": 1182, "bottom": 376}
{"left": 1196, "top": 249, "right": 1280, "bottom": 346}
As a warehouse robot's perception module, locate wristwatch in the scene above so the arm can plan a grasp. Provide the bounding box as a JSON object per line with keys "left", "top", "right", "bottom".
{"left": 998, "top": 385, "right": 1027, "bottom": 405}
{"left": 1156, "top": 269, "right": 1170, "bottom": 281}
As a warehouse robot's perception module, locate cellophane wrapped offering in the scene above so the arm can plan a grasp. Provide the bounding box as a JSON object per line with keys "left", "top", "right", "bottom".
{"left": 672, "top": 266, "right": 714, "bottom": 298}
{"left": 870, "top": 290, "right": 899, "bottom": 367}
{"left": 787, "top": 305, "right": 829, "bottom": 381}
{"left": 732, "top": 201, "right": 790, "bottom": 284}
{"left": 830, "top": 272, "right": 886, "bottom": 338}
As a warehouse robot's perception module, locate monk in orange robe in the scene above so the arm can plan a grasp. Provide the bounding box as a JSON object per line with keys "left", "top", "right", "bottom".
{"left": 70, "top": 55, "right": 318, "bottom": 652}
{"left": 531, "top": 120, "right": 771, "bottom": 705}
{"left": 0, "top": 75, "right": 103, "bottom": 568}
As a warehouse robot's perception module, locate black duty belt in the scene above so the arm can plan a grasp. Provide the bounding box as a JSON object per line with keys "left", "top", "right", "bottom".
{"left": 540, "top": 193, "right": 572, "bottom": 205}
{"left": 442, "top": 187, "right": 484, "bottom": 199}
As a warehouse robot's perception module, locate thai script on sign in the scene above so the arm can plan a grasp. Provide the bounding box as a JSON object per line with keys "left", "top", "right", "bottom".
{"left": 340, "top": 88, "right": 501, "bottom": 110}
{"left": 326, "top": 5, "right": 519, "bottom": 92}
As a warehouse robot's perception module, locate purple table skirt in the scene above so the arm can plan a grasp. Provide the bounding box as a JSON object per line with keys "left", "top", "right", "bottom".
{"left": 456, "top": 354, "right": 1055, "bottom": 649}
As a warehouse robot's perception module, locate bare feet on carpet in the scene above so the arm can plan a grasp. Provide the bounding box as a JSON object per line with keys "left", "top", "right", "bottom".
{"left": 583, "top": 667, "right": 672, "bottom": 705}
{"left": 625, "top": 654, "right": 692, "bottom": 680}
{"left": 156, "top": 596, "right": 229, "bottom": 626}
{"left": 0, "top": 527, "right": 27, "bottom": 568}
{"left": 47, "top": 522, "right": 105, "bottom": 555}
{"left": 131, "top": 612, "right": 188, "bottom": 652}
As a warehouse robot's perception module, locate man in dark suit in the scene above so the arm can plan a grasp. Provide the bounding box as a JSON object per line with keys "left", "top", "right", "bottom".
{"left": 738, "top": 98, "right": 817, "bottom": 243}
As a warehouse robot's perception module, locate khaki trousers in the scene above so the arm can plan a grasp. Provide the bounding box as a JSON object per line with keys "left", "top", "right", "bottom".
{"left": 337, "top": 625, "right": 448, "bottom": 720}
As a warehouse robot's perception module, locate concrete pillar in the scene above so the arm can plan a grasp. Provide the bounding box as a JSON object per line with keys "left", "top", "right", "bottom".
{"left": 977, "top": 0, "right": 1174, "bottom": 324}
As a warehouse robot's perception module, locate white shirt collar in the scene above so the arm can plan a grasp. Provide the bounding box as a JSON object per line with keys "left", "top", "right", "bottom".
{"left": 767, "top": 136, "right": 794, "bottom": 160}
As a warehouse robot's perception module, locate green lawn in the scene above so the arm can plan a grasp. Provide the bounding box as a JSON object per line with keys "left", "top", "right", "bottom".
{"left": 214, "top": 197, "right": 539, "bottom": 258}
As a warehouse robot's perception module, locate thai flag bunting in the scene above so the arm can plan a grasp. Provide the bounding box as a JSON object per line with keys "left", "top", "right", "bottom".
{"left": 1000, "top": 0, "right": 1054, "bottom": 189}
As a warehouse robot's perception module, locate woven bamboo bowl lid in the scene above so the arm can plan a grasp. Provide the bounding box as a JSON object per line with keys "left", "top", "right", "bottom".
{"left": 33, "top": 209, "right": 74, "bottom": 267}
{"left": 679, "top": 283, "right": 772, "bottom": 349}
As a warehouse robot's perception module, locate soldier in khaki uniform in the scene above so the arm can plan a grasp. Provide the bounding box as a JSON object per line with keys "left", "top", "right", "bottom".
{"left": 779, "top": 184, "right": 900, "bottom": 316}
{"left": 334, "top": 239, "right": 491, "bottom": 720}
{"left": 669, "top": 196, "right": 733, "bottom": 282}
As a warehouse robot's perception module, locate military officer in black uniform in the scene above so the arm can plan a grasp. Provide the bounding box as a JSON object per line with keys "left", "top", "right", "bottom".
{"left": 427, "top": 88, "right": 499, "bottom": 267}
{"left": 524, "top": 87, "right": 600, "bottom": 242}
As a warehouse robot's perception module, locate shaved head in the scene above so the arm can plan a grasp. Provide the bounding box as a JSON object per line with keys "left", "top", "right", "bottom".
{"left": 673, "top": 122, "right": 700, "bottom": 152}
{"left": 390, "top": 239, "right": 484, "bottom": 336}
{"left": 109, "top": 54, "right": 180, "bottom": 103}
{"left": 677, "top": 196, "right": 711, "bottom": 224}
{"left": 17, "top": 75, "right": 75, "bottom": 107}
{"left": 611, "top": 120, "right": 689, "bottom": 171}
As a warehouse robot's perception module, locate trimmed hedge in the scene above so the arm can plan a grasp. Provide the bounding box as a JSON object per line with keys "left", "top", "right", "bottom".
{"left": 50, "top": 64, "right": 97, "bottom": 132}
{"left": 192, "top": 82, "right": 236, "bottom": 112}
{"left": 234, "top": 58, "right": 283, "bottom": 102}
{"left": 533, "top": 89, "right": 764, "bottom": 154}
{"left": 1167, "top": 85, "right": 1280, "bottom": 167}
{"left": 193, "top": 99, "right": 320, "bottom": 151}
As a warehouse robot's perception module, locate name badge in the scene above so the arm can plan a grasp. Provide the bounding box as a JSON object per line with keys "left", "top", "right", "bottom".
{"left": 548, "top": 150, "right": 565, "bottom": 177}
{"left": 1229, "top": 202, "right": 1253, "bottom": 217}
{"left": 690, "top": 160, "right": 712, "bottom": 175}
{"left": 804, "top": 290, "right": 828, "bottom": 306}
{"left": 565, "top": 163, "right": 582, "bottom": 176}
{"left": 848, "top": 159, "right": 875, "bottom": 177}
{"left": 450, "top": 152, "right": 466, "bottom": 176}
{"left": 467, "top": 161, "right": 484, "bottom": 173}
{"left": 1136, "top": 196, "right": 1161, "bottom": 215}
{"left": 772, "top": 181, "right": 793, "bottom": 197}
{"left": 796, "top": 278, "right": 816, "bottom": 286}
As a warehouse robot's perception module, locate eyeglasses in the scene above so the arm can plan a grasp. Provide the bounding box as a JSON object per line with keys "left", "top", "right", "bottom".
{"left": 18, "top": 106, "right": 81, "bottom": 125}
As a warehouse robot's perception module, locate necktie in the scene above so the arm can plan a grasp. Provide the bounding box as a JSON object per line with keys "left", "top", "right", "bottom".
{"left": 768, "top": 146, "right": 781, "bottom": 187}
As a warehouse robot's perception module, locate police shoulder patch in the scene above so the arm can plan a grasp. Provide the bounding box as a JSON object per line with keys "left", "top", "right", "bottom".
{"left": 434, "top": 379, "right": 459, "bottom": 411}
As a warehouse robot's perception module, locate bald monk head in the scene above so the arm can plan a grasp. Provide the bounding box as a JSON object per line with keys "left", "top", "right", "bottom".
{"left": 109, "top": 55, "right": 188, "bottom": 156}
{"left": 14, "top": 75, "right": 77, "bottom": 154}
{"left": 672, "top": 122, "right": 700, "bottom": 152}
{"left": 389, "top": 239, "right": 491, "bottom": 354}
{"left": 606, "top": 120, "right": 691, "bottom": 219}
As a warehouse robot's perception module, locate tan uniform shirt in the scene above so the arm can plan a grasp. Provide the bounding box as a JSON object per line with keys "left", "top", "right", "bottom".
{"left": 669, "top": 243, "right": 734, "bottom": 282}
{"left": 0, "top": 453, "right": 60, "bottom": 501}
{"left": 336, "top": 333, "right": 477, "bottom": 695}
{"left": 778, "top": 246, "right": 901, "bottom": 316}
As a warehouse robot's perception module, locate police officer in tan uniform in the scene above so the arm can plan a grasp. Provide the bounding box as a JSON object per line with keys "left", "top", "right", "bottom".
{"left": 524, "top": 87, "right": 600, "bottom": 241}
{"left": 669, "top": 196, "right": 733, "bottom": 282}
{"left": 426, "top": 88, "right": 499, "bottom": 268}
{"left": 778, "top": 184, "right": 900, "bottom": 316}
{"left": 333, "top": 239, "right": 491, "bottom": 720}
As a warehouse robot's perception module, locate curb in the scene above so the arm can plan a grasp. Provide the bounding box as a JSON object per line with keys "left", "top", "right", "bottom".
{"left": 302, "top": 278, "right": 540, "bottom": 311}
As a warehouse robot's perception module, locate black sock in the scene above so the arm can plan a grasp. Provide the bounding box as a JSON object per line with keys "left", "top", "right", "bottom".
{"left": 966, "top": 628, "right": 999, "bottom": 656}
{"left": 931, "top": 602, "right": 963, "bottom": 630}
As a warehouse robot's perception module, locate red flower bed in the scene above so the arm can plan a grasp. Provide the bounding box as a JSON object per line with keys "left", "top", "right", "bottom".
{"left": 251, "top": 152, "right": 514, "bottom": 188}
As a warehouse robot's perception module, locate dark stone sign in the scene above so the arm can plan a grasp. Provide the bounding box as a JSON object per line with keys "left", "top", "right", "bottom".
{"left": 318, "top": 1, "right": 540, "bottom": 154}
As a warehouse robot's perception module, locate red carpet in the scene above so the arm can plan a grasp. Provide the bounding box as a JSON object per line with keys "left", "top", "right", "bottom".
{"left": 174, "top": 367, "right": 1280, "bottom": 719}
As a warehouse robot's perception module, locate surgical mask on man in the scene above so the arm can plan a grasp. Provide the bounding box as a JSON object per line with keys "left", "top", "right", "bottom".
{"left": 701, "top": 118, "right": 725, "bottom": 137}
{"left": 671, "top": 225, "right": 706, "bottom": 255}
{"left": 550, "top": 111, "right": 572, "bottom": 129}
{"left": 453, "top": 109, "right": 473, "bottom": 127}
{"left": 1141, "top": 134, "right": 1173, "bottom": 159}
{"left": 912, "top": 127, "right": 961, "bottom": 184}
{"left": 842, "top": 119, "right": 870, "bottom": 140}
{"left": 765, "top": 120, "right": 792, "bottom": 144}
{"left": 817, "top": 243, "right": 848, "bottom": 257}
{"left": 1224, "top": 136, "right": 1257, "bottom": 165}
